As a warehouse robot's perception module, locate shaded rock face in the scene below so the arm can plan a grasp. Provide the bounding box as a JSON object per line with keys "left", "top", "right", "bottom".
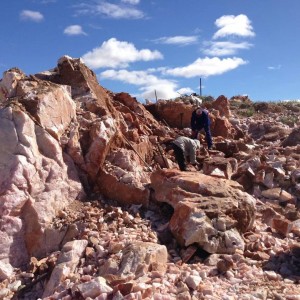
{"left": 150, "top": 169, "right": 256, "bottom": 254}
{"left": 282, "top": 127, "right": 300, "bottom": 147}
{"left": 145, "top": 101, "right": 194, "bottom": 129}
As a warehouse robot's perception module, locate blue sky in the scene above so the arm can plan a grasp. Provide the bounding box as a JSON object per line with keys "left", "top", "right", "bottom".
{"left": 1, "top": 0, "right": 300, "bottom": 103}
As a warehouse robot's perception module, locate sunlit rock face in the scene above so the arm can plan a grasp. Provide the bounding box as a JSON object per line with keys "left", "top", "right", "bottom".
{"left": 0, "top": 68, "right": 25, "bottom": 102}
{"left": 212, "top": 95, "right": 232, "bottom": 118}
{"left": 0, "top": 106, "right": 82, "bottom": 268}
{"left": 16, "top": 78, "right": 76, "bottom": 140}
{"left": 150, "top": 169, "right": 256, "bottom": 254}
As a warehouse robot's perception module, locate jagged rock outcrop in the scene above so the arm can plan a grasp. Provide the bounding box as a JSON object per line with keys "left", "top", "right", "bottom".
{"left": 0, "top": 68, "right": 25, "bottom": 101}
{"left": 43, "top": 240, "right": 89, "bottom": 298}
{"left": 38, "top": 57, "right": 159, "bottom": 202}
{"left": 211, "top": 116, "right": 235, "bottom": 138}
{"left": 0, "top": 57, "right": 160, "bottom": 269}
{"left": 211, "top": 95, "right": 232, "bottom": 118}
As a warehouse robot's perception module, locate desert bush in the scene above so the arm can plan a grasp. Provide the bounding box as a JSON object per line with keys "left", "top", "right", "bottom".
{"left": 239, "top": 107, "right": 255, "bottom": 117}
{"left": 279, "top": 115, "right": 299, "bottom": 127}
{"left": 201, "top": 95, "right": 215, "bottom": 103}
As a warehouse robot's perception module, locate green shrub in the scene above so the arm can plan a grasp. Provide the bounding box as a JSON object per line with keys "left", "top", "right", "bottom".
{"left": 239, "top": 107, "right": 255, "bottom": 117}
{"left": 201, "top": 95, "right": 214, "bottom": 103}
{"left": 279, "top": 115, "right": 299, "bottom": 127}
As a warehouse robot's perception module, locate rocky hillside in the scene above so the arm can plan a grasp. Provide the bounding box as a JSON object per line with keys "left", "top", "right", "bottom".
{"left": 0, "top": 57, "right": 299, "bottom": 300}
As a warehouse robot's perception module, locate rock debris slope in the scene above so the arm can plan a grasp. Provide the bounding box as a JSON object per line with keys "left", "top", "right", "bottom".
{"left": 0, "top": 56, "right": 299, "bottom": 299}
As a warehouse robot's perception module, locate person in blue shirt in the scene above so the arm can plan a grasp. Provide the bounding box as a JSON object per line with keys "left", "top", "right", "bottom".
{"left": 191, "top": 107, "right": 213, "bottom": 149}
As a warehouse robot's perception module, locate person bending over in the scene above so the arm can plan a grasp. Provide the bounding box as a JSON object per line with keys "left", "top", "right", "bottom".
{"left": 171, "top": 136, "right": 200, "bottom": 171}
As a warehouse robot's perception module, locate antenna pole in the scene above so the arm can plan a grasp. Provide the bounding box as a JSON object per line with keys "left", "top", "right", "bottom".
{"left": 200, "top": 78, "right": 202, "bottom": 96}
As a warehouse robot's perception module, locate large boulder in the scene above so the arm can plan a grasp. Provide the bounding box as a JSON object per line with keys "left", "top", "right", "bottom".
{"left": 150, "top": 169, "right": 256, "bottom": 254}
{"left": 117, "top": 242, "right": 168, "bottom": 277}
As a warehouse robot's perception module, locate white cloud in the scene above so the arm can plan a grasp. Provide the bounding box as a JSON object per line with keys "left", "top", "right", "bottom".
{"left": 165, "top": 57, "right": 248, "bottom": 78}
{"left": 140, "top": 84, "right": 179, "bottom": 101}
{"left": 100, "top": 69, "right": 167, "bottom": 86}
{"left": 268, "top": 65, "right": 282, "bottom": 70}
{"left": 64, "top": 25, "right": 87, "bottom": 36}
{"left": 100, "top": 69, "right": 181, "bottom": 100}
{"left": 154, "top": 35, "right": 199, "bottom": 46}
{"left": 20, "top": 10, "right": 44, "bottom": 22}
{"left": 213, "top": 14, "right": 255, "bottom": 39}
{"left": 203, "top": 41, "right": 253, "bottom": 56}
{"left": 82, "top": 38, "right": 163, "bottom": 69}
{"left": 121, "top": 0, "right": 140, "bottom": 4}
{"left": 177, "top": 87, "right": 195, "bottom": 96}
{"left": 76, "top": 1, "right": 144, "bottom": 19}
{"left": 40, "top": 0, "right": 57, "bottom": 3}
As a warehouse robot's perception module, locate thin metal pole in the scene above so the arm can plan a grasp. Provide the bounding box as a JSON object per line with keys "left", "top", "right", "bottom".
{"left": 200, "top": 78, "right": 202, "bottom": 96}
